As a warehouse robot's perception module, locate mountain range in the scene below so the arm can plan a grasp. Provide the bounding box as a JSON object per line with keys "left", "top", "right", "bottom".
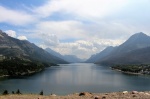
{"left": 1, "top": 29, "right": 150, "bottom": 66}
{"left": 0, "top": 30, "right": 68, "bottom": 65}
{"left": 86, "top": 32, "right": 150, "bottom": 65}
{"left": 45, "top": 48, "right": 83, "bottom": 63}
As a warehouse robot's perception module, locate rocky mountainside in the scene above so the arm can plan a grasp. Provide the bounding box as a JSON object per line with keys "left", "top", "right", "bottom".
{"left": 45, "top": 48, "right": 83, "bottom": 63}
{"left": 0, "top": 30, "right": 68, "bottom": 64}
{"left": 92, "top": 32, "right": 150, "bottom": 65}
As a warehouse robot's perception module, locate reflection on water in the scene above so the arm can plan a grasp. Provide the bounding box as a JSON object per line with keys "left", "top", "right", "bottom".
{"left": 0, "top": 63, "right": 150, "bottom": 95}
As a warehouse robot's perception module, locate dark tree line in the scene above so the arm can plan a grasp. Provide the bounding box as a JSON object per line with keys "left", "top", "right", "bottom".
{"left": 112, "top": 64, "right": 150, "bottom": 74}
{"left": 0, "top": 57, "right": 46, "bottom": 76}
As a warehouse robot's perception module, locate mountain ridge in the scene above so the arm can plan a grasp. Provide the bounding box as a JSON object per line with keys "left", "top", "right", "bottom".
{"left": 45, "top": 48, "right": 83, "bottom": 63}
{"left": 0, "top": 30, "right": 68, "bottom": 64}
{"left": 86, "top": 32, "right": 150, "bottom": 65}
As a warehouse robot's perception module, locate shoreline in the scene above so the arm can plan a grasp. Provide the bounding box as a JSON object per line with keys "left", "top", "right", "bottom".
{"left": 0, "top": 91, "right": 150, "bottom": 99}
{"left": 0, "top": 69, "right": 43, "bottom": 78}
{"left": 111, "top": 68, "right": 144, "bottom": 75}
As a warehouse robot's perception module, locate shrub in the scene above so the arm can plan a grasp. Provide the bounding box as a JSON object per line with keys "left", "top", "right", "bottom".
{"left": 2, "top": 90, "right": 8, "bottom": 95}
{"left": 39, "top": 90, "right": 43, "bottom": 95}
{"left": 16, "top": 89, "right": 21, "bottom": 94}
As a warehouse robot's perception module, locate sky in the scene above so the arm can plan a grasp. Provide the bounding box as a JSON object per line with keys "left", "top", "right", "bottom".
{"left": 0, "top": 0, "right": 150, "bottom": 59}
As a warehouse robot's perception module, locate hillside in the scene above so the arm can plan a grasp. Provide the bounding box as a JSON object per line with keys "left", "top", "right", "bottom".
{"left": 94, "top": 32, "right": 150, "bottom": 65}
{"left": 0, "top": 30, "right": 68, "bottom": 76}
{"left": 85, "top": 46, "right": 114, "bottom": 63}
{"left": 0, "top": 30, "right": 68, "bottom": 64}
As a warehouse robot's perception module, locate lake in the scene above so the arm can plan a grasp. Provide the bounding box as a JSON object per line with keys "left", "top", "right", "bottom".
{"left": 0, "top": 63, "right": 150, "bottom": 95}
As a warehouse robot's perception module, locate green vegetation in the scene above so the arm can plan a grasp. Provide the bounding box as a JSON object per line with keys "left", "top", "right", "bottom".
{"left": 16, "top": 89, "right": 21, "bottom": 94}
{"left": 112, "top": 64, "right": 150, "bottom": 75}
{"left": 39, "top": 90, "right": 43, "bottom": 95}
{"left": 0, "top": 57, "right": 54, "bottom": 76}
{"left": 2, "top": 90, "right": 8, "bottom": 95}
{"left": 2, "top": 89, "right": 22, "bottom": 95}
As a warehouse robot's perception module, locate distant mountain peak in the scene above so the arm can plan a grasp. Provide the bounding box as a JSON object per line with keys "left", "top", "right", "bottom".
{"left": 126, "top": 32, "right": 149, "bottom": 43}
{"left": 131, "top": 32, "right": 148, "bottom": 38}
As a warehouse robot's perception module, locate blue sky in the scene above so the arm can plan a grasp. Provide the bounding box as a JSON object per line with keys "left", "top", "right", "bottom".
{"left": 0, "top": 0, "right": 150, "bottom": 59}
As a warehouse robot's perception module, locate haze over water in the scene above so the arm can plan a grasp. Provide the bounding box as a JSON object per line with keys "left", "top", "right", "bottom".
{"left": 0, "top": 63, "right": 150, "bottom": 95}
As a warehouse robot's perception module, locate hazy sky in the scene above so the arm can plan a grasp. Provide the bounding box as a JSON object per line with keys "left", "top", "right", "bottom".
{"left": 0, "top": 0, "right": 150, "bottom": 59}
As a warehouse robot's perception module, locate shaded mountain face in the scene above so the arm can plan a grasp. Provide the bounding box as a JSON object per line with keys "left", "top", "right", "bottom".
{"left": 45, "top": 48, "right": 64, "bottom": 60}
{"left": 94, "top": 32, "right": 150, "bottom": 65}
{"left": 0, "top": 30, "right": 68, "bottom": 64}
{"left": 45, "top": 48, "right": 83, "bottom": 63}
{"left": 97, "top": 46, "right": 150, "bottom": 65}
{"left": 85, "top": 46, "right": 115, "bottom": 63}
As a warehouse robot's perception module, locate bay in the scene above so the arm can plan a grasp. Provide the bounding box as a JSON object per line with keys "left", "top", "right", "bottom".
{"left": 0, "top": 63, "right": 150, "bottom": 95}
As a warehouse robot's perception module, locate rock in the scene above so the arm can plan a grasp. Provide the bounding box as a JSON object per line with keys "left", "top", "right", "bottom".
{"left": 133, "top": 95, "right": 137, "bottom": 97}
{"left": 139, "top": 92, "right": 144, "bottom": 94}
{"left": 102, "top": 96, "right": 106, "bottom": 99}
{"left": 145, "top": 93, "right": 150, "bottom": 96}
{"left": 94, "top": 96, "right": 99, "bottom": 99}
{"left": 123, "top": 91, "right": 128, "bottom": 94}
{"left": 51, "top": 94, "right": 56, "bottom": 96}
{"left": 132, "top": 91, "right": 138, "bottom": 94}
{"left": 79, "top": 92, "right": 92, "bottom": 96}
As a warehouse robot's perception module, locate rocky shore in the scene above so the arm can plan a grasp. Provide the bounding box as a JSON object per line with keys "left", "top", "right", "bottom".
{"left": 1, "top": 91, "right": 150, "bottom": 99}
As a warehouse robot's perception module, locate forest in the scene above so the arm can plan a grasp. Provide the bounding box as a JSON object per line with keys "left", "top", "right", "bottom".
{"left": 112, "top": 64, "right": 150, "bottom": 75}
{"left": 0, "top": 57, "right": 53, "bottom": 76}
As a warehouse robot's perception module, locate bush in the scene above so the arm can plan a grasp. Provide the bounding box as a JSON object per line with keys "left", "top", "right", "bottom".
{"left": 39, "top": 90, "right": 43, "bottom": 95}
{"left": 2, "top": 90, "right": 8, "bottom": 95}
{"left": 16, "top": 89, "right": 21, "bottom": 94}
{"left": 12, "top": 91, "right": 15, "bottom": 94}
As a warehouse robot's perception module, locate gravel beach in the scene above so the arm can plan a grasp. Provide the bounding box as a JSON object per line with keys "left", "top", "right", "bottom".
{"left": 0, "top": 91, "right": 150, "bottom": 99}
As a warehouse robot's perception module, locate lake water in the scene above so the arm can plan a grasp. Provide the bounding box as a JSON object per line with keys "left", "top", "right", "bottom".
{"left": 0, "top": 63, "right": 150, "bottom": 95}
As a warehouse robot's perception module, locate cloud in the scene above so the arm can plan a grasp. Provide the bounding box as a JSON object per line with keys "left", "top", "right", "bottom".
{"left": 40, "top": 33, "right": 59, "bottom": 46}
{"left": 43, "top": 39, "right": 123, "bottom": 59}
{"left": 34, "top": 0, "right": 128, "bottom": 20}
{"left": 5, "top": 30, "right": 16, "bottom": 38}
{"left": 0, "top": 6, "right": 35, "bottom": 25}
{"left": 17, "top": 36, "right": 27, "bottom": 40}
{"left": 36, "top": 20, "right": 87, "bottom": 40}
{"left": 5, "top": 29, "right": 28, "bottom": 40}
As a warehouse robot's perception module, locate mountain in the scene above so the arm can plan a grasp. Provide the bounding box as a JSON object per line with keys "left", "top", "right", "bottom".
{"left": 63, "top": 55, "right": 83, "bottom": 63}
{"left": 45, "top": 48, "right": 64, "bottom": 60}
{"left": 45, "top": 48, "right": 83, "bottom": 63}
{"left": 0, "top": 30, "right": 68, "bottom": 64}
{"left": 95, "top": 32, "right": 150, "bottom": 65}
{"left": 85, "top": 46, "right": 115, "bottom": 63}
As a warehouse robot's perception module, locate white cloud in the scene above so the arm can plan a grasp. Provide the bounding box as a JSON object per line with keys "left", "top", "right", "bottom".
{"left": 34, "top": 0, "right": 128, "bottom": 20}
{"left": 36, "top": 20, "right": 87, "bottom": 39}
{"left": 5, "top": 30, "right": 16, "bottom": 38}
{"left": 0, "top": 6, "right": 35, "bottom": 25}
{"left": 5, "top": 30, "right": 28, "bottom": 41}
{"left": 44, "top": 39, "right": 123, "bottom": 59}
{"left": 17, "top": 36, "right": 27, "bottom": 40}
{"left": 40, "top": 33, "right": 59, "bottom": 46}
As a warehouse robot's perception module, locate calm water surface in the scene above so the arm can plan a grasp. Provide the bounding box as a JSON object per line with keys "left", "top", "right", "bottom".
{"left": 0, "top": 63, "right": 150, "bottom": 95}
